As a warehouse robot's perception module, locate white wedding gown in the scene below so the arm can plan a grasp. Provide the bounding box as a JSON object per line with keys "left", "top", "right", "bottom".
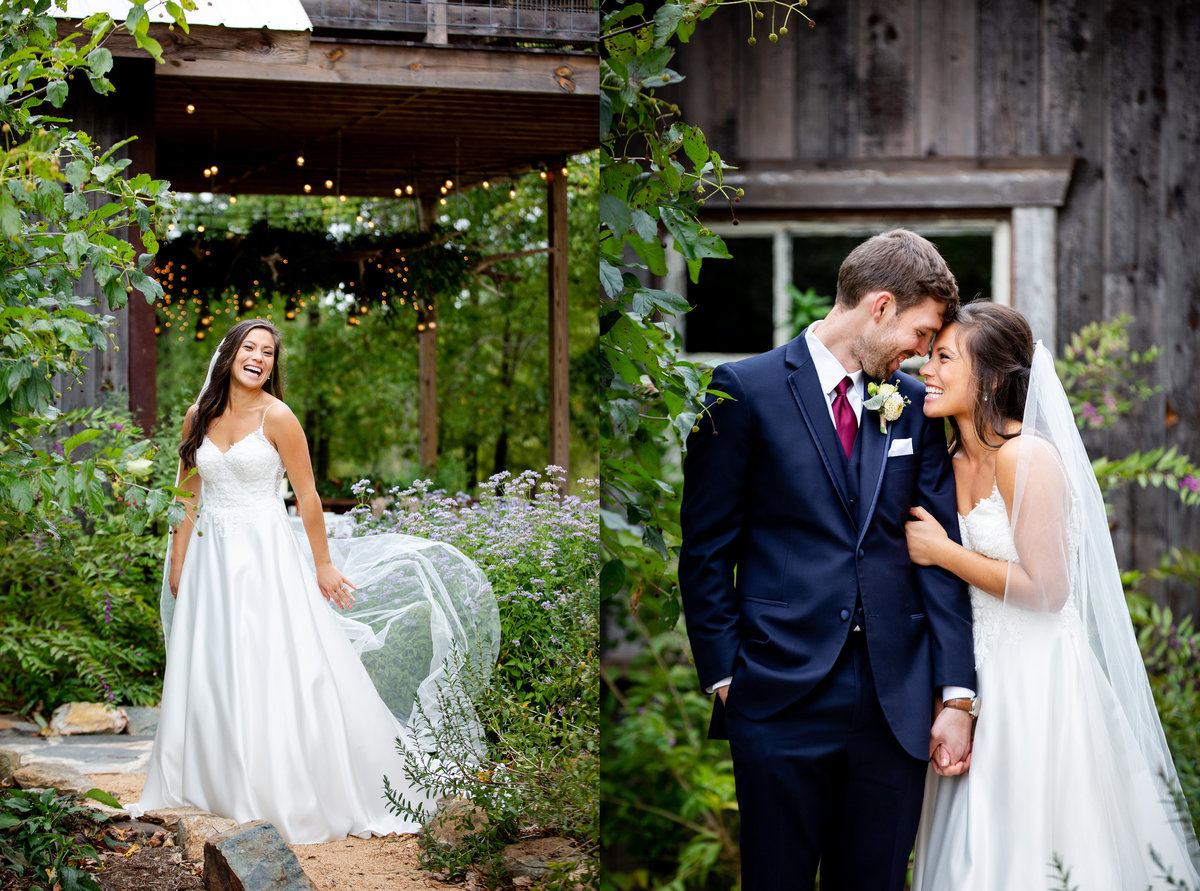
{"left": 126, "top": 416, "right": 498, "bottom": 844}
{"left": 912, "top": 487, "right": 1199, "bottom": 889}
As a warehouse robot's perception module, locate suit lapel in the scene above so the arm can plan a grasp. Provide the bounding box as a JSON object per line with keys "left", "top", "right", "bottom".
{"left": 785, "top": 337, "right": 854, "bottom": 520}
{"left": 856, "top": 378, "right": 892, "bottom": 540}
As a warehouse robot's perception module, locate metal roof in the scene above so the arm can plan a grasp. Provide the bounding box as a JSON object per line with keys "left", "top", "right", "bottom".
{"left": 53, "top": 0, "right": 312, "bottom": 31}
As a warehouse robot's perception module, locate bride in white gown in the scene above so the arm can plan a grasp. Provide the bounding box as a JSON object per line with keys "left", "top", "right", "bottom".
{"left": 904, "top": 303, "right": 1199, "bottom": 889}
{"left": 127, "top": 319, "right": 499, "bottom": 844}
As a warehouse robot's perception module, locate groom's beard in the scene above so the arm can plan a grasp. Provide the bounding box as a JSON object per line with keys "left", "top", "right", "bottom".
{"left": 853, "top": 331, "right": 909, "bottom": 380}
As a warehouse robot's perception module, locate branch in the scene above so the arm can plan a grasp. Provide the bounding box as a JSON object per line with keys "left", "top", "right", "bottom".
{"left": 471, "top": 247, "right": 550, "bottom": 273}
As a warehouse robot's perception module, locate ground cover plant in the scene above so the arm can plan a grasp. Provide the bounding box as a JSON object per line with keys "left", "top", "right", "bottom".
{"left": 347, "top": 467, "right": 599, "bottom": 887}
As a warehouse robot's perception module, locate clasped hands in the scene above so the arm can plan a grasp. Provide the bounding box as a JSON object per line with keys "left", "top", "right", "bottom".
{"left": 929, "top": 699, "right": 973, "bottom": 776}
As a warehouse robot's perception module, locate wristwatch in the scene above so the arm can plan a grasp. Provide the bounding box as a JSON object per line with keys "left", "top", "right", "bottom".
{"left": 943, "top": 696, "right": 980, "bottom": 719}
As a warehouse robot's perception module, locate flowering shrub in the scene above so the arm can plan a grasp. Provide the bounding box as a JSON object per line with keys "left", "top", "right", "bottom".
{"left": 0, "top": 407, "right": 168, "bottom": 713}
{"left": 347, "top": 467, "right": 599, "bottom": 885}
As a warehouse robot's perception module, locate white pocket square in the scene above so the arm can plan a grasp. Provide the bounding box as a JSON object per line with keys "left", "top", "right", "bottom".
{"left": 887, "top": 438, "right": 913, "bottom": 457}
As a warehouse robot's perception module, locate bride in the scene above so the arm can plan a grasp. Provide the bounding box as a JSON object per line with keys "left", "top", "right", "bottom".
{"left": 905, "top": 302, "right": 1199, "bottom": 889}
{"left": 126, "top": 319, "right": 499, "bottom": 844}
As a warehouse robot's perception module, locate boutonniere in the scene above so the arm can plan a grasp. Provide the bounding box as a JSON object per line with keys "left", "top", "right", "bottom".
{"left": 863, "top": 379, "right": 910, "bottom": 435}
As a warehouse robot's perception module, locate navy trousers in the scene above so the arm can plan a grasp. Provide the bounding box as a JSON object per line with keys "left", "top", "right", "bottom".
{"left": 725, "top": 632, "right": 928, "bottom": 891}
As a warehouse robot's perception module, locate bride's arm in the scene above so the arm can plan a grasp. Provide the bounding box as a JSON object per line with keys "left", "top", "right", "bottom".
{"left": 267, "top": 402, "right": 357, "bottom": 610}
{"left": 169, "top": 406, "right": 203, "bottom": 597}
{"left": 906, "top": 438, "right": 1070, "bottom": 610}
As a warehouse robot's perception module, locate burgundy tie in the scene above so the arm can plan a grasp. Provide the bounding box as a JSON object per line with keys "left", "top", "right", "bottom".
{"left": 833, "top": 377, "right": 857, "bottom": 458}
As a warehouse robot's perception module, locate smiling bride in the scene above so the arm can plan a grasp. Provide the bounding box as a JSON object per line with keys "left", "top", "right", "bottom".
{"left": 125, "top": 319, "right": 499, "bottom": 844}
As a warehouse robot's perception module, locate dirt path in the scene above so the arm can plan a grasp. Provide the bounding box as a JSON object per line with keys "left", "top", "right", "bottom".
{"left": 87, "top": 773, "right": 453, "bottom": 891}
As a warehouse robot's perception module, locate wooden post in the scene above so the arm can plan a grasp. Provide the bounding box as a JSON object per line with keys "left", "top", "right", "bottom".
{"left": 417, "top": 196, "right": 439, "bottom": 473}
{"left": 58, "top": 58, "right": 156, "bottom": 431}
{"left": 546, "top": 160, "right": 570, "bottom": 494}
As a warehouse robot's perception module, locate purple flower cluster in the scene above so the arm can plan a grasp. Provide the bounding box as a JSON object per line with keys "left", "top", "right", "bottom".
{"left": 1183, "top": 475, "right": 1200, "bottom": 495}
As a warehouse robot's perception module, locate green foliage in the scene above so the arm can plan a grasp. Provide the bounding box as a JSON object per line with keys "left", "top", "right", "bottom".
{"left": 0, "top": 0, "right": 192, "bottom": 541}
{"left": 0, "top": 407, "right": 166, "bottom": 714}
{"left": 600, "top": 623, "right": 737, "bottom": 891}
{"left": 362, "top": 469, "right": 598, "bottom": 887}
{"left": 0, "top": 787, "right": 111, "bottom": 891}
{"left": 1056, "top": 313, "right": 1162, "bottom": 431}
{"left": 1129, "top": 593, "right": 1200, "bottom": 833}
{"left": 788, "top": 284, "right": 833, "bottom": 338}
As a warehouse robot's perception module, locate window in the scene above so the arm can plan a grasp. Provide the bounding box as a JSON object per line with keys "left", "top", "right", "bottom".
{"left": 671, "top": 218, "right": 1009, "bottom": 365}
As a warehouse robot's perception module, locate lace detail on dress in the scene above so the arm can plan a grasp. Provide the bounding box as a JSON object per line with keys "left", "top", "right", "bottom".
{"left": 958, "top": 487, "right": 1082, "bottom": 668}
{"left": 194, "top": 429, "right": 288, "bottom": 538}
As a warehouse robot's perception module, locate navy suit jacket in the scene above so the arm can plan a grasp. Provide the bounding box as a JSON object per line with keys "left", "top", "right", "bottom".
{"left": 678, "top": 333, "right": 976, "bottom": 760}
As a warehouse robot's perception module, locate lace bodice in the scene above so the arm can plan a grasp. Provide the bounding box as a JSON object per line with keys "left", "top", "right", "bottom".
{"left": 194, "top": 422, "right": 288, "bottom": 537}
{"left": 958, "top": 486, "right": 1081, "bottom": 667}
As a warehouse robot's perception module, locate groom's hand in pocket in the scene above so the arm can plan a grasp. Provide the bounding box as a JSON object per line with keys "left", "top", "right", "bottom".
{"left": 717, "top": 685, "right": 729, "bottom": 705}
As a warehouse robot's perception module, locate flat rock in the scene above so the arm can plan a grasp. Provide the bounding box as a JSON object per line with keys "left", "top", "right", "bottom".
{"left": 177, "top": 813, "right": 239, "bottom": 861}
{"left": 204, "top": 821, "right": 317, "bottom": 890}
{"left": 426, "top": 796, "right": 490, "bottom": 848}
{"left": 0, "top": 716, "right": 40, "bottom": 734}
{"left": 500, "top": 837, "right": 583, "bottom": 880}
{"left": 141, "top": 806, "right": 213, "bottom": 828}
{"left": 10, "top": 761, "right": 92, "bottom": 795}
{"left": 0, "top": 748, "right": 22, "bottom": 780}
{"left": 122, "top": 706, "right": 160, "bottom": 736}
{"left": 49, "top": 702, "right": 128, "bottom": 736}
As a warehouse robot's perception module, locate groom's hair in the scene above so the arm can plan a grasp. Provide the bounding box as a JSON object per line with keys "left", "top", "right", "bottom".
{"left": 835, "top": 228, "right": 959, "bottom": 318}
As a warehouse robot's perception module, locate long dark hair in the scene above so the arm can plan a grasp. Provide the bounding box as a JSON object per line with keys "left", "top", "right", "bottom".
{"left": 179, "top": 319, "right": 284, "bottom": 468}
{"left": 946, "top": 302, "right": 1033, "bottom": 455}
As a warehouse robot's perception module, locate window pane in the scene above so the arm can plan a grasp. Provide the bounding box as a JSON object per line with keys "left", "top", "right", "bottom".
{"left": 684, "top": 236, "right": 774, "bottom": 354}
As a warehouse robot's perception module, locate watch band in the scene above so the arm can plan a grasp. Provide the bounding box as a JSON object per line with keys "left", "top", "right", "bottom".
{"left": 943, "top": 697, "right": 980, "bottom": 718}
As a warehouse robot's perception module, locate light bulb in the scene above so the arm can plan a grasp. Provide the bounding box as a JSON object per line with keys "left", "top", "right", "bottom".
{"left": 509, "top": 189, "right": 516, "bottom": 199}
{"left": 303, "top": 184, "right": 312, "bottom": 193}
{"left": 405, "top": 185, "right": 413, "bottom": 195}
{"left": 211, "top": 165, "right": 219, "bottom": 175}
{"left": 394, "top": 187, "right": 402, "bottom": 196}
{"left": 186, "top": 103, "right": 195, "bottom": 114}
{"left": 229, "top": 195, "right": 237, "bottom": 204}
{"left": 296, "top": 155, "right": 305, "bottom": 167}
{"left": 325, "top": 179, "right": 333, "bottom": 189}
{"left": 482, "top": 180, "right": 490, "bottom": 189}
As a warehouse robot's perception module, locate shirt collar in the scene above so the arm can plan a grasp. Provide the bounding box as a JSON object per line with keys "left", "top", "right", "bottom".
{"left": 805, "top": 322, "right": 865, "bottom": 399}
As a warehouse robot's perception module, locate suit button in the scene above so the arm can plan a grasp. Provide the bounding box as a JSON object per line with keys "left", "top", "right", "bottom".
{"left": 857, "top": 548, "right": 865, "bottom": 560}
{"left": 839, "top": 609, "right": 851, "bottom": 621}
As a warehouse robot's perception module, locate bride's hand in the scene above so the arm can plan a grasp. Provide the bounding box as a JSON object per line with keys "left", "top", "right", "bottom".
{"left": 169, "top": 563, "right": 182, "bottom": 599}
{"left": 906, "top": 506, "right": 949, "bottom": 566}
{"left": 317, "top": 564, "right": 357, "bottom": 610}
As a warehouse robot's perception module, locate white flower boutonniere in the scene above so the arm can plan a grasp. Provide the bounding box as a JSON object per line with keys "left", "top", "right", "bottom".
{"left": 863, "top": 379, "right": 910, "bottom": 435}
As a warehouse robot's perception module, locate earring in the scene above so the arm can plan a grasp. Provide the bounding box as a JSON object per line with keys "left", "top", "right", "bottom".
{"left": 983, "top": 395, "right": 989, "bottom": 403}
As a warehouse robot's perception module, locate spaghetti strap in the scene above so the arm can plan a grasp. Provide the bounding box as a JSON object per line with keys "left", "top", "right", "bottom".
{"left": 257, "top": 401, "right": 278, "bottom": 433}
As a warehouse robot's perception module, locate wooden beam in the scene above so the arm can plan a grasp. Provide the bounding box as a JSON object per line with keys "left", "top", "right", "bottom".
{"left": 154, "top": 40, "right": 599, "bottom": 97}
{"left": 546, "top": 160, "right": 570, "bottom": 494}
{"left": 306, "top": 0, "right": 597, "bottom": 43}
{"left": 57, "top": 21, "right": 311, "bottom": 64}
{"left": 722, "top": 157, "right": 1076, "bottom": 209}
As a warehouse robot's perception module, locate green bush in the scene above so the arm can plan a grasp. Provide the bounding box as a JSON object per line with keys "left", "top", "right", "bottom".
{"left": 0, "top": 788, "right": 112, "bottom": 891}
{"left": 0, "top": 405, "right": 167, "bottom": 715}
{"left": 355, "top": 468, "right": 599, "bottom": 887}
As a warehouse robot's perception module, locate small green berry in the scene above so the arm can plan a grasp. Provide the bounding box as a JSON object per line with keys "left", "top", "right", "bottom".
{"left": 697, "top": 198, "right": 706, "bottom": 206}
{"left": 754, "top": 9, "right": 763, "bottom": 19}
{"left": 735, "top": 188, "right": 745, "bottom": 197}
{"left": 716, "top": 397, "right": 725, "bottom": 404}
{"left": 779, "top": 26, "right": 788, "bottom": 35}
{"left": 747, "top": 36, "right": 756, "bottom": 45}
{"left": 691, "top": 425, "right": 700, "bottom": 433}
{"left": 661, "top": 73, "right": 670, "bottom": 82}
{"left": 769, "top": 32, "right": 778, "bottom": 42}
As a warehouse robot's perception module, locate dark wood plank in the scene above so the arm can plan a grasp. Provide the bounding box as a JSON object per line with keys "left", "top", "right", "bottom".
{"left": 977, "top": 0, "right": 1041, "bottom": 155}
{"left": 794, "top": 0, "right": 859, "bottom": 158}
{"left": 1102, "top": 3, "right": 1167, "bottom": 580}
{"left": 674, "top": 4, "right": 743, "bottom": 158}
{"left": 1159, "top": 1, "right": 1200, "bottom": 615}
{"left": 856, "top": 0, "right": 918, "bottom": 156}
{"left": 1042, "top": 0, "right": 1105, "bottom": 345}
{"left": 915, "top": 0, "right": 977, "bottom": 156}
{"left": 58, "top": 21, "right": 312, "bottom": 64}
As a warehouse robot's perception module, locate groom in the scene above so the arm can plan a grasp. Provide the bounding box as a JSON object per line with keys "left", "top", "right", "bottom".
{"left": 679, "top": 229, "right": 977, "bottom": 890}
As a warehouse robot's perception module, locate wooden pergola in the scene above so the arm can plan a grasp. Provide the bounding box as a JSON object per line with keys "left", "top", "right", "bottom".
{"left": 57, "top": 0, "right": 597, "bottom": 481}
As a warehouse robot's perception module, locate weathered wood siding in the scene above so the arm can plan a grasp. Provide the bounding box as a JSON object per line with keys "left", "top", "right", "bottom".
{"left": 672, "top": 0, "right": 1200, "bottom": 612}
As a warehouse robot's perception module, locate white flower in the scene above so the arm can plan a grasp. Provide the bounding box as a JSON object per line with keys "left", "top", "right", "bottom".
{"left": 124, "top": 457, "right": 153, "bottom": 476}
{"left": 882, "top": 392, "right": 905, "bottom": 422}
